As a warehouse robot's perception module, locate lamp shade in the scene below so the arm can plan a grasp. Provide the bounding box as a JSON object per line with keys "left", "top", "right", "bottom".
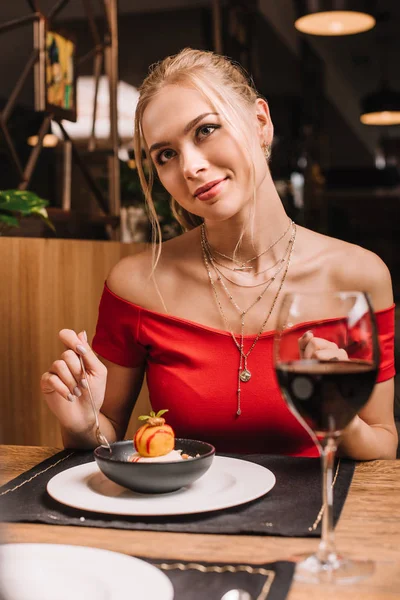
{"left": 293, "top": 1, "right": 376, "bottom": 36}
{"left": 360, "top": 87, "right": 400, "bottom": 125}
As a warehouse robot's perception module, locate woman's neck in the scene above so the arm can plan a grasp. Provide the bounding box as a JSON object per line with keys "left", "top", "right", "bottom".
{"left": 203, "top": 181, "right": 290, "bottom": 266}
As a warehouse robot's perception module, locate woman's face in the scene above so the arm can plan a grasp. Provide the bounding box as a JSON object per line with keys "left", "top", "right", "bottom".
{"left": 141, "top": 84, "right": 271, "bottom": 223}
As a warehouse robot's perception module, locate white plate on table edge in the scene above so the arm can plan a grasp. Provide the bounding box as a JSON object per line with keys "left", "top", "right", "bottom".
{"left": 0, "top": 543, "right": 173, "bottom": 600}
{"left": 47, "top": 455, "right": 276, "bottom": 516}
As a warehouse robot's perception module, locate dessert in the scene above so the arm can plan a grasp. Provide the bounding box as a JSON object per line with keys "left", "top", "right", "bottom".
{"left": 132, "top": 409, "right": 175, "bottom": 459}
{"left": 130, "top": 409, "right": 199, "bottom": 462}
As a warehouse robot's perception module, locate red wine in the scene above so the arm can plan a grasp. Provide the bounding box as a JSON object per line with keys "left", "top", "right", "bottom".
{"left": 276, "top": 360, "right": 377, "bottom": 435}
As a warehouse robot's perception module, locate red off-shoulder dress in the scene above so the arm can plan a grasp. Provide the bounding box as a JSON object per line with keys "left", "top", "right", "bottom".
{"left": 92, "top": 284, "right": 395, "bottom": 457}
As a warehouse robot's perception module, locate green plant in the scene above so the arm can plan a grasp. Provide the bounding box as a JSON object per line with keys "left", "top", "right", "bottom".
{"left": 0, "top": 189, "right": 55, "bottom": 235}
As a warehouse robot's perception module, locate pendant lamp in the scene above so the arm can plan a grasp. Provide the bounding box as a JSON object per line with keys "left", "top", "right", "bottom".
{"left": 360, "top": 85, "right": 400, "bottom": 125}
{"left": 293, "top": 1, "right": 376, "bottom": 36}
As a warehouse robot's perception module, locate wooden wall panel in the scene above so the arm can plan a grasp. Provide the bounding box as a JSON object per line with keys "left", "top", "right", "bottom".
{"left": 0, "top": 237, "right": 151, "bottom": 446}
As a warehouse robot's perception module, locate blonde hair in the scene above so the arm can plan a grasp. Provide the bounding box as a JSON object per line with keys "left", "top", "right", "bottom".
{"left": 133, "top": 47, "right": 266, "bottom": 269}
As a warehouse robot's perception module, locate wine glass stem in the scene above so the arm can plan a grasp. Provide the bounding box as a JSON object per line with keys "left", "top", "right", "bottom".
{"left": 317, "top": 436, "right": 338, "bottom": 563}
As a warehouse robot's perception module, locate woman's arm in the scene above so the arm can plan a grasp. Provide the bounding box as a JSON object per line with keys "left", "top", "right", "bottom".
{"left": 61, "top": 358, "right": 145, "bottom": 449}
{"left": 42, "top": 329, "right": 146, "bottom": 449}
{"left": 338, "top": 379, "right": 398, "bottom": 459}
{"left": 299, "top": 332, "right": 398, "bottom": 459}
{"left": 334, "top": 245, "right": 398, "bottom": 459}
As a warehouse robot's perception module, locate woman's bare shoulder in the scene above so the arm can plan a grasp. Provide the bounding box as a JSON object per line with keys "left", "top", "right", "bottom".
{"left": 300, "top": 227, "right": 393, "bottom": 310}
{"left": 106, "top": 247, "right": 153, "bottom": 303}
{"left": 106, "top": 228, "right": 200, "bottom": 309}
{"left": 331, "top": 241, "right": 393, "bottom": 310}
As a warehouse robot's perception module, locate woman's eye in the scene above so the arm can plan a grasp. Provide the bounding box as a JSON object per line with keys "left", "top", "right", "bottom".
{"left": 156, "top": 149, "right": 176, "bottom": 165}
{"left": 197, "top": 124, "right": 219, "bottom": 139}
{"left": 155, "top": 124, "right": 219, "bottom": 165}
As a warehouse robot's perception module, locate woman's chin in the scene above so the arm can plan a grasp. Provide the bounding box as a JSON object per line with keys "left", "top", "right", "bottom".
{"left": 202, "top": 203, "right": 250, "bottom": 223}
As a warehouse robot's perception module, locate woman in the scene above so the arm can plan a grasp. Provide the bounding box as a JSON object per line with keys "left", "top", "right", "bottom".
{"left": 41, "top": 48, "right": 397, "bottom": 459}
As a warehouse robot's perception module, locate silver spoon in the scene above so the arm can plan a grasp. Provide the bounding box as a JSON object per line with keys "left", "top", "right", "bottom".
{"left": 220, "top": 590, "right": 252, "bottom": 600}
{"left": 79, "top": 355, "right": 111, "bottom": 451}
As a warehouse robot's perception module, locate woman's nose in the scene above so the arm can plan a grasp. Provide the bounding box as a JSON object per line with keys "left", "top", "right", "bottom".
{"left": 180, "top": 147, "right": 208, "bottom": 179}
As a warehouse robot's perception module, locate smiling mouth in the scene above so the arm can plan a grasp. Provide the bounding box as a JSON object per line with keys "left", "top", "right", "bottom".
{"left": 194, "top": 178, "right": 227, "bottom": 197}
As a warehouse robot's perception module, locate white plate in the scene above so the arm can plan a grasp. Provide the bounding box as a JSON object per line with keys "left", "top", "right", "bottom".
{"left": 47, "top": 456, "right": 275, "bottom": 516}
{"left": 0, "top": 543, "right": 173, "bottom": 600}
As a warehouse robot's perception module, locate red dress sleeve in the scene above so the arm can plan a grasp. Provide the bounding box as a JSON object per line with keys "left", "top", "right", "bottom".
{"left": 327, "top": 304, "right": 395, "bottom": 382}
{"left": 375, "top": 304, "right": 396, "bottom": 383}
{"left": 92, "top": 283, "right": 147, "bottom": 368}
{"left": 277, "top": 304, "right": 395, "bottom": 384}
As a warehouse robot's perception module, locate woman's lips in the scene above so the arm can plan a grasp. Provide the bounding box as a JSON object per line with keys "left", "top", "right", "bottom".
{"left": 195, "top": 178, "right": 227, "bottom": 201}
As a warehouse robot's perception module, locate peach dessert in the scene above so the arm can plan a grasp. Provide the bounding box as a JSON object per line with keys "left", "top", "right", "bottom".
{"left": 131, "top": 409, "right": 188, "bottom": 462}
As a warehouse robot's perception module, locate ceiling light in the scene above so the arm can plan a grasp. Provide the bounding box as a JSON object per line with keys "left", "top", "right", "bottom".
{"left": 293, "top": 2, "right": 375, "bottom": 36}
{"left": 360, "top": 87, "right": 400, "bottom": 126}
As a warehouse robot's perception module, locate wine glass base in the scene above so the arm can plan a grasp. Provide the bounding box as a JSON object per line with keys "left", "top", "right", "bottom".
{"left": 293, "top": 553, "right": 374, "bottom": 585}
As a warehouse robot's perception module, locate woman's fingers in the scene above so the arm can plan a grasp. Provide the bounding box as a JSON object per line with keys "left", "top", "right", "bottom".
{"left": 299, "top": 331, "right": 348, "bottom": 361}
{"left": 58, "top": 328, "right": 105, "bottom": 375}
{"left": 42, "top": 329, "right": 108, "bottom": 435}
{"left": 298, "top": 331, "right": 313, "bottom": 353}
{"left": 314, "top": 348, "right": 349, "bottom": 361}
{"left": 77, "top": 330, "right": 88, "bottom": 344}
{"left": 40, "top": 371, "right": 76, "bottom": 402}
{"left": 60, "top": 349, "right": 85, "bottom": 393}
{"left": 49, "top": 358, "right": 81, "bottom": 395}
{"left": 41, "top": 329, "right": 103, "bottom": 404}
{"left": 303, "top": 337, "right": 338, "bottom": 359}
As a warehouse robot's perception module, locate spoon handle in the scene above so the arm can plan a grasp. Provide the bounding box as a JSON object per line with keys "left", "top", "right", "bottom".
{"left": 79, "top": 355, "right": 111, "bottom": 450}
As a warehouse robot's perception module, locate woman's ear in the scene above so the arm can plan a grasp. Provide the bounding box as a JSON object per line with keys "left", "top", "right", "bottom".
{"left": 254, "top": 98, "right": 274, "bottom": 147}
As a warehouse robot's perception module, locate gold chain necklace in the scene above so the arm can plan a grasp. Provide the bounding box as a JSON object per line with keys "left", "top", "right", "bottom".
{"left": 202, "top": 219, "right": 293, "bottom": 271}
{"left": 201, "top": 224, "right": 296, "bottom": 416}
{"left": 209, "top": 246, "right": 288, "bottom": 277}
{"left": 214, "top": 231, "right": 294, "bottom": 314}
{"left": 201, "top": 223, "right": 290, "bottom": 308}
{"left": 205, "top": 224, "right": 294, "bottom": 289}
{"left": 213, "top": 256, "right": 286, "bottom": 289}
{"left": 204, "top": 228, "right": 296, "bottom": 382}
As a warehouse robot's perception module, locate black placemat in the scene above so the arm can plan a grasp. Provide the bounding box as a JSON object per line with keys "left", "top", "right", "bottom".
{"left": 149, "top": 558, "right": 295, "bottom": 600}
{"left": 0, "top": 450, "right": 355, "bottom": 537}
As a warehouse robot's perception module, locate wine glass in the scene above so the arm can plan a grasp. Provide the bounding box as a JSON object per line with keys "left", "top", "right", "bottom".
{"left": 274, "top": 291, "right": 379, "bottom": 584}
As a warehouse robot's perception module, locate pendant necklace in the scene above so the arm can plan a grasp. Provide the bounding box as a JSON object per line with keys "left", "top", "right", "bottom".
{"left": 202, "top": 224, "right": 295, "bottom": 384}
{"left": 201, "top": 224, "right": 296, "bottom": 416}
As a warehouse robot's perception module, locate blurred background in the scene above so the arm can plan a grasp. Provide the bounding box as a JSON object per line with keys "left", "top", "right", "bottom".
{"left": 0, "top": 0, "right": 399, "bottom": 447}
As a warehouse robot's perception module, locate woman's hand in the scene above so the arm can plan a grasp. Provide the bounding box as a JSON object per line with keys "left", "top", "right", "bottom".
{"left": 40, "top": 329, "right": 107, "bottom": 435}
{"left": 298, "top": 331, "right": 348, "bottom": 361}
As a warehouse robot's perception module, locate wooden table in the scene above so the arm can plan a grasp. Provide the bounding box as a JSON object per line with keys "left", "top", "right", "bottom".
{"left": 1, "top": 445, "right": 399, "bottom": 599}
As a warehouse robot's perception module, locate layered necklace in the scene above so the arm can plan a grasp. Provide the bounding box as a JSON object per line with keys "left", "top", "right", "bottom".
{"left": 204, "top": 218, "right": 293, "bottom": 272}
{"left": 201, "top": 221, "right": 296, "bottom": 416}
{"left": 209, "top": 232, "right": 293, "bottom": 288}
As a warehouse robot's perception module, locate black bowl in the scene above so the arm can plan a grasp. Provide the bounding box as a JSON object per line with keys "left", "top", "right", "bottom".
{"left": 94, "top": 438, "right": 215, "bottom": 494}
